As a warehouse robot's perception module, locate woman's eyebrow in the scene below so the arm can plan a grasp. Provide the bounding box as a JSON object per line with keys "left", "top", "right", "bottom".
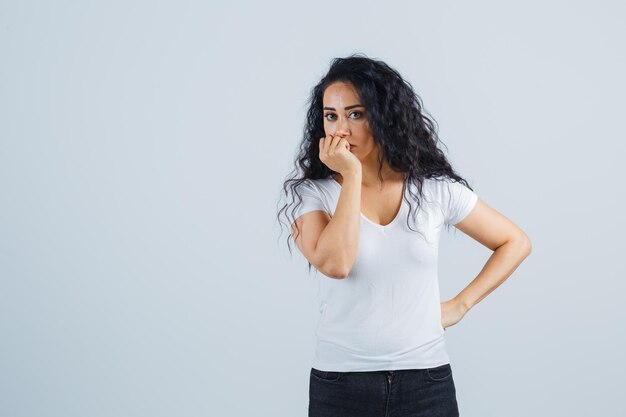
{"left": 323, "top": 104, "right": 365, "bottom": 111}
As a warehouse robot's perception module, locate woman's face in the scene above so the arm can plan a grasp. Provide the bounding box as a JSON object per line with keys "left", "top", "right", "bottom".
{"left": 322, "top": 82, "right": 377, "bottom": 160}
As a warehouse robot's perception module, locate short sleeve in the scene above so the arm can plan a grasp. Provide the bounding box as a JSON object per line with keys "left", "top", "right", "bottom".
{"left": 441, "top": 179, "right": 479, "bottom": 226}
{"left": 287, "top": 179, "right": 328, "bottom": 222}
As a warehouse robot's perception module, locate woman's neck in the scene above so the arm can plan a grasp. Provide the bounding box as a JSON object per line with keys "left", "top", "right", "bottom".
{"left": 333, "top": 166, "right": 404, "bottom": 188}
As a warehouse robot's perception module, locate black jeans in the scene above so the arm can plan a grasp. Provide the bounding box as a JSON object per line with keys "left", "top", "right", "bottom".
{"left": 308, "top": 363, "right": 459, "bottom": 417}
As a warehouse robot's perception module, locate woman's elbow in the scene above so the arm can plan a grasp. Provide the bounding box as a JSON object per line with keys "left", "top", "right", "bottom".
{"left": 516, "top": 232, "right": 532, "bottom": 257}
{"left": 318, "top": 258, "right": 350, "bottom": 279}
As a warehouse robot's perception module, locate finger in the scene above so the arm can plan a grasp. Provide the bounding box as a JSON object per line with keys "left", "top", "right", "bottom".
{"left": 340, "top": 137, "right": 350, "bottom": 151}
{"left": 320, "top": 136, "right": 330, "bottom": 154}
{"left": 337, "top": 136, "right": 350, "bottom": 152}
{"left": 330, "top": 134, "right": 344, "bottom": 151}
{"left": 323, "top": 135, "right": 334, "bottom": 153}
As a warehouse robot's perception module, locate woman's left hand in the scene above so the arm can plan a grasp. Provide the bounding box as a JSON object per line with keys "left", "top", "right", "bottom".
{"left": 440, "top": 298, "right": 469, "bottom": 331}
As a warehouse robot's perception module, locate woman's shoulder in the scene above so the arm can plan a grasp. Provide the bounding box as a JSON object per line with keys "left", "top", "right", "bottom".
{"left": 407, "top": 175, "right": 449, "bottom": 194}
{"left": 407, "top": 175, "right": 473, "bottom": 206}
{"left": 418, "top": 175, "right": 469, "bottom": 190}
{"left": 301, "top": 177, "right": 336, "bottom": 191}
{"left": 288, "top": 177, "right": 337, "bottom": 202}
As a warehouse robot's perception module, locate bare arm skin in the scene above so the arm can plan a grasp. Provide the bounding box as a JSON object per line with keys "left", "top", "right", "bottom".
{"left": 291, "top": 134, "right": 363, "bottom": 279}
{"left": 291, "top": 169, "right": 361, "bottom": 279}
{"left": 441, "top": 197, "right": 532, "bottom": 329}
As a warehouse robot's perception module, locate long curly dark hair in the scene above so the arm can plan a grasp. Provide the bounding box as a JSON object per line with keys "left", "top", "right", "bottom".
{"left": 276, "top": 53, "right": 475, "bottom": 271}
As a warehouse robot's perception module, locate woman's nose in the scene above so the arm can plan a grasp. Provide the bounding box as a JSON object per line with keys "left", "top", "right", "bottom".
{"left": 335, "top": 125, "right": 350, "bottom": 137}
{"left": 336, "top": 116, "right": 350, "bottom": 135}
{"left": 333, "top": 129, "right": 349, "bottom": 138}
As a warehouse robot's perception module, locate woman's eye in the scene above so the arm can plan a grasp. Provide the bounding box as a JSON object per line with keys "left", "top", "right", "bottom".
{"left": 324, "top": 111, "right": 363, "bottom": 121}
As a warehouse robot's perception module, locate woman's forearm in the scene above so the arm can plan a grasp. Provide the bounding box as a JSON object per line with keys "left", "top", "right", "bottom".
{"left": 454, "top": 235, "right": 532, "bottom": 313}
{"left": 316, "top": 169, "right": 362, "bottom": 278}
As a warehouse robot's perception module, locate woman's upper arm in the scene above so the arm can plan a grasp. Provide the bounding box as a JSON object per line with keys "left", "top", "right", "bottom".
{"left": 291, "top": 210, "right": 332, "bottom": 270}
{"left": 453, "top": 198, "right": 532, "bottom": 252}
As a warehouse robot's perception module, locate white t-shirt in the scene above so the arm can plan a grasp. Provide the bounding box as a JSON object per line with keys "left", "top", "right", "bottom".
{"left": 289, "top": 176, "right": 478, "bottom": 372}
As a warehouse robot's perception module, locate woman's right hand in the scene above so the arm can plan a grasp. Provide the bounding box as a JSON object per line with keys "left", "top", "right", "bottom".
{"left": 318, "top": 134, "right": 362, "bottom": 175}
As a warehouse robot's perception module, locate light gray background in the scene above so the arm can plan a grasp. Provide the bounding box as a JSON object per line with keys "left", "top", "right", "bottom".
{"left": 1, "top": 1, "right": 624, "bottom": 416}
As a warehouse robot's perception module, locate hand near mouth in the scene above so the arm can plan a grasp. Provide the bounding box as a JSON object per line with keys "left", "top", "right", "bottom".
{"left": 319, "top": 134, "right": 361, "bottom": 175}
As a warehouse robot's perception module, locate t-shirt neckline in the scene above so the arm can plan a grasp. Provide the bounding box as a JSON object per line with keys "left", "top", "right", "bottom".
{"left": 328, "top": 176, "right": 405, "bottom": 231}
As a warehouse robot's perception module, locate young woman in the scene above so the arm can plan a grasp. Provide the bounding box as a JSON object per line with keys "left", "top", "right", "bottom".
{"left": 277, "top": 54, "right": 531, "bottom": 417}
